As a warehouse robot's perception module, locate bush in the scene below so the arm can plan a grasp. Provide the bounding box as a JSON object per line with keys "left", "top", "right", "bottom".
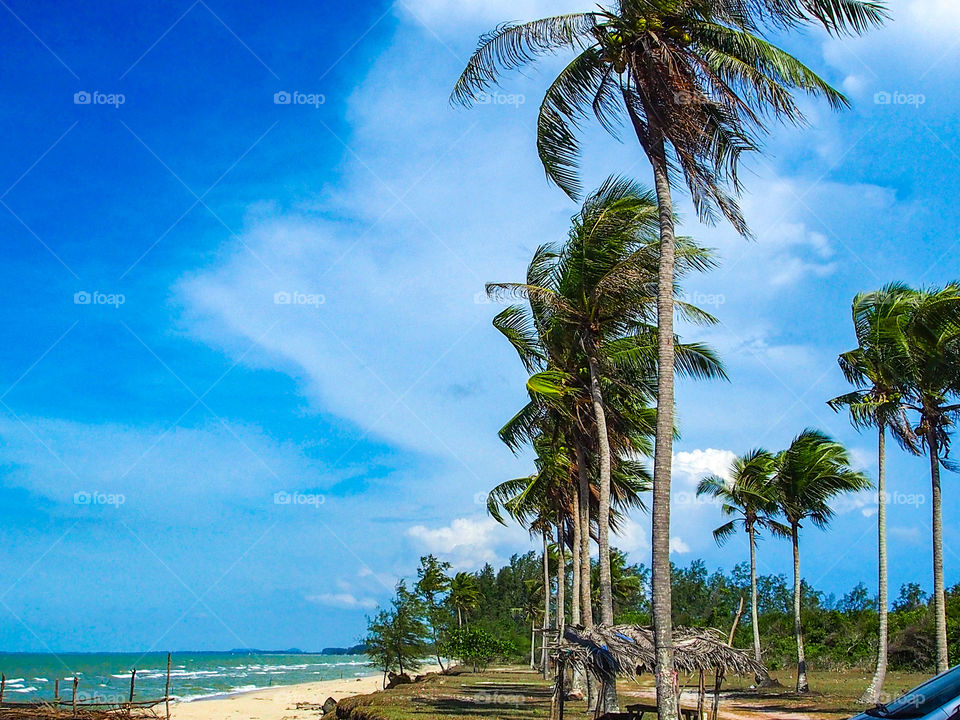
{"left": 440, "top": 626, "right": 515, "bottom": 672}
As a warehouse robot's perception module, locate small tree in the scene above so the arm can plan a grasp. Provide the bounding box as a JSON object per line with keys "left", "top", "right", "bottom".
{"left": 390, "top": 582, "right": 430, "bottom": 676}
{"left": 441, "top": 626, "right": 515, "bottom": 673}
{"left": 364, "top": 582, "right": 431, "bottom": 685}
{"left": 364, "top": 609, "right": 397, "bottom": 688}
{"left": 415, "top": 554, "right": 453, "bottom": 672}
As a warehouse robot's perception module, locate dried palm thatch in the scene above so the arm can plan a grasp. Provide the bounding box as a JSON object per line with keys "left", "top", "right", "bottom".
{"left": 558, "top": 624, "right": 765, "bottom": 680}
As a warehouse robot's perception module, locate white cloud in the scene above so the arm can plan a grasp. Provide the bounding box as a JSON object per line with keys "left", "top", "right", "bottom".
{"left": 670, "top": 537, "right": 691, "bottom": 554}
{"left": 0, "top": 415, "right": 333, "bottom": 522}
{"left": 673, "top": 448, "right": 736, "bottom": 488}
{"left": 889, "top": 525, "right": 922, "bottom": 544}
{"left": 306, "top": 592, "right": 377, "bottom": 609}
{"left": 407, "top": 515, "right": 526, "bottom": 569}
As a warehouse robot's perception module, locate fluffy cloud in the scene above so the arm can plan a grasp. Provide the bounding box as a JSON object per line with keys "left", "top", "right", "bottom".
{"left": 407, "top": 515, "right": 527, "bottom": 569}
{"left": 306, "top": 592, "right": 377, "bottom": 609}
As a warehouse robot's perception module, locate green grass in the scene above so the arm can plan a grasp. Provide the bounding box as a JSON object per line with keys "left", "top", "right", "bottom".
{"left": 333, "top": 667, "right": 936, "bottom": 720}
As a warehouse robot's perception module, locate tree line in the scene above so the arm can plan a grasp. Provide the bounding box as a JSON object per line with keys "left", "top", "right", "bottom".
{"left": 364, "top": 551, "right": 960, "bottom": 682}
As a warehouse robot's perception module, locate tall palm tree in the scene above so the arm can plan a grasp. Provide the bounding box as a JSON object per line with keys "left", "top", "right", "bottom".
{"left": 772, "top": 429, "right": 870, "bottom": 692}
{"left": 696, "top": 449, "right": 786, "bottom": 674}
{"left": 454, "top": 5, "right": 885, "bottom": 714}
{"left": 449, "top": 572, "right": 481, "bottom": 628}
{"left": 828, "top": 283, "right": 916, "bottom": 703}
{"left": 899, "top": 284, "right": 960, "bottom": 673}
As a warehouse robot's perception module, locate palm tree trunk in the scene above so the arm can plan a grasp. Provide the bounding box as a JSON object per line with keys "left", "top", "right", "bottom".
{"left": 457, "top": 606, "right": 462, "bottom": 628}
{"left": 542, "top": 530, "right": 551, "bottom": 680}
{"left": 859, "top": 424, "right": 888, "bottom": 704}
{"left": 929, "top": 426, "right": 949, "bottom": 673}
{"left": 792, "top": 524, "right": 808, "bottom": 692}
{"left": 531, "top": 618, "right": 536, "bottom": 670}
{"left": 648, "top": 131, "right": 680, "bottom": 720}
{"left": 572, "top": 502, "right": 582, "bottom": 626}
{"left": 571, "top": 451, "right": 586, "bottom": 696}
{"left": 749, "top": 523, "right": 761, "bottom": 665}
{"left": 586, "top": 348, "right": 614, "bottom": 626}
{"left": 556, "top": 522, "right": 566, "bottom": 634}
{"left": 575, "top": 443, "right": 594, "bottom": 629}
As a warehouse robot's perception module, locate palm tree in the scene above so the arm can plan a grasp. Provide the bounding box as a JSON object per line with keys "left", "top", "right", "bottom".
{"left": 449, "top": 572, "right": 481, "bottom": 628}
{"left": 772, "top": 429, "right": 871, "bottom": 692}
{"left": 513, "top": 579, "right": 545, "bottom": 669}
{"left": 828, "top": 283, "right": 916, "bottom": 703}
{"left": 454, "top": 5, "right": 885, "bottom": 714}
{"left": 488, "top": 177, "right": 723, "bottom": 627}
{"left": 899, "top": 284, "right": 960, "bottom": 673}
{"left": 697, "top": 449, "right": 786, "bottom": 675}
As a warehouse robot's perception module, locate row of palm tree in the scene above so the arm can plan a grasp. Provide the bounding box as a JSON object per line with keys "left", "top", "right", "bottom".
{"left": 830, "top": 283, "right": 960, "bottom": 701}
{"left": 455, "top": 1, "right": 886, "bottom": 716}
{"left": 696, "top": 283, "right": 960, "bottom": 700}
{"left": 697, "top": 431, "right": 869, "bottom": 692}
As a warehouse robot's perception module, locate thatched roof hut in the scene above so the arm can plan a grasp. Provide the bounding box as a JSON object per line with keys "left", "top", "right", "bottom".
{"left": 554, "top": 625, "right": 767, "bottom": 720}
{"left": 558, "top": 624, "right": 764, "bottom": 680}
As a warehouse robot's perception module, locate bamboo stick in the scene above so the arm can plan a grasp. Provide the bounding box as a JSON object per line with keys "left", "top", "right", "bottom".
{"left": 1, "top": 673, "right": 6, "bottom": 706}
{"left": 72, "top": 676, "right": 78, "bottom": 717}
{"left": 129, "top": 668, "right": 137, "bottom": 704}
{"left": 165, "top": 653, "right": 172, "bottom": 720}
{"left": 54, "top": 679, "right": 60, "bottom": 702}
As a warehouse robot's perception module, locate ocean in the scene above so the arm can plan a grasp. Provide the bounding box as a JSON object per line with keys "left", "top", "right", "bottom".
{"left": 0, "top": 652, "right": 371, "bottom": 703}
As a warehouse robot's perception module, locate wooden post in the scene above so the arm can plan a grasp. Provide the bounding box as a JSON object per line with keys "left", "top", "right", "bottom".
{"left": 697, "top": 670, "right": 705, "bottom": 720}
{"left": 165, "top": 653, "right": 172, "bottom": 720}
{"left": 54, "top": 678, "right": 60, "bottom": 703}
{"left": 728, "top": 596, "right": 745, "bottom": 646}
{"left": 1, "top": 673, "right": 6, "bottom": 707}
{"left": 711, "top": 670, "right": 724, "bottom": 720}
{"left": 72, "top": 676, "right": 78, "bottom": 717}
{"left": 129, "top": 668, "right": 137, "bottom": 704}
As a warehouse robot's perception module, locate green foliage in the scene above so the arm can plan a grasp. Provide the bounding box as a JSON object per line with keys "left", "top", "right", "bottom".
{"left": 440, "top": 626, "right": 516, "bottom": 672}
{"left": 364, "top": 581, "right": 431, "bottom": 677}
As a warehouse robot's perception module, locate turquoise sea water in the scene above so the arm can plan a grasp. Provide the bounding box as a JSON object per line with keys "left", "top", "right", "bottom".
{"left": 0, "top": 652, "right": 371, "bottom": 703}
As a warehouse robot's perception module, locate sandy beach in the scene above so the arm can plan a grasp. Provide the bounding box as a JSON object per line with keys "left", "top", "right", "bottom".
{"left": 171, "top": 666, "right": 443, "bottom": 720}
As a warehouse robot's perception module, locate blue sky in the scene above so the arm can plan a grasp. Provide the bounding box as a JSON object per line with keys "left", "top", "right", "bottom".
{"left": 0, "top": 0, "right": 958, "bottom": 652}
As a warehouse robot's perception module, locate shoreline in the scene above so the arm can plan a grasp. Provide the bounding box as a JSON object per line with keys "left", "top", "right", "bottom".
{"left": 171, "top": 665, "right": 442, "bottom": 720}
